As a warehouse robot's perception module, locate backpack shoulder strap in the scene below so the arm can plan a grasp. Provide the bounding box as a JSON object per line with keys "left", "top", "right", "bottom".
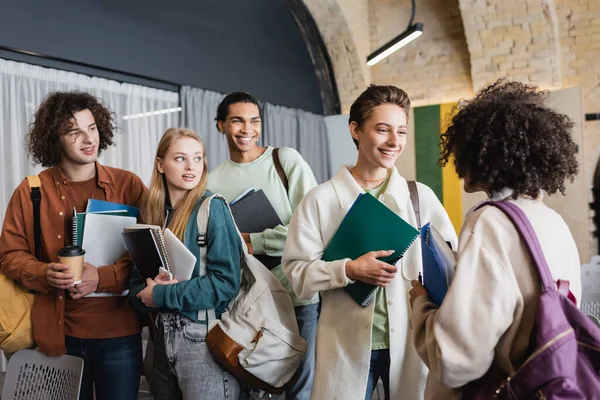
{"left": 272, "top": 148, "right": 289, "bottom": 194}
{"left": 407, "top": 180, "right": 421, "bottom": 229}
{"left": 476, "top": 201, "right": 555, "bottom": 292}
{"left": 25, "top": 176, "right": 42, "bottom": 260}
{"left": 196, "top": 193, "right": 247, "bottom": 326}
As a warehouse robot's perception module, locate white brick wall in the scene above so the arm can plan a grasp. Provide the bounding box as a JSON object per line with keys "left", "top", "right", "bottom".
{"left": 302, "top": 0, "right": 369, "bottom": 112}
{"left": 557, "top": 0, "right": 600, "bottom": 256}
{"left": 369, "top": 0, "right": 474, "bottom": 106}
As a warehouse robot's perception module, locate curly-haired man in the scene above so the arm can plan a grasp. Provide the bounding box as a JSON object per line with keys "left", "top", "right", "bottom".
{"left": 0, "top": 92, "right": 147, "bottom": 400}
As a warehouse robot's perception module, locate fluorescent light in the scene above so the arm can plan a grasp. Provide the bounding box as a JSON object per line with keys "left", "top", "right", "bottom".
{"left": 122, "top": 107, "right": 182, "bottom": 120}
{"left": 367, "top": 23, "right": 423, "bottom": 66}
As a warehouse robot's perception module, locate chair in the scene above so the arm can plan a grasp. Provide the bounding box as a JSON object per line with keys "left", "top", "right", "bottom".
{"left": 1, "top": 349, "right": 83, "bottom": 400}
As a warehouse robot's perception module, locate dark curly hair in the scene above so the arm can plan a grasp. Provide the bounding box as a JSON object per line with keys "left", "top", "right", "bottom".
{"left": 26, "top": 91, "right": 115, "bottom": 167}
{"left": 439, "top": 80, "right": 578, "bottom": 198}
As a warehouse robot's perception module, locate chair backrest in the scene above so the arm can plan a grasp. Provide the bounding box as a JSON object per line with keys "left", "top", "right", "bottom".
{"left": 1, "top": 349, "right": 83, "bottom": 400}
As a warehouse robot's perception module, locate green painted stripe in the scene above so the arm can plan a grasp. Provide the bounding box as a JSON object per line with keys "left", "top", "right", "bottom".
{"left": 414, "top": 105, "right": 443, "bottom": 201}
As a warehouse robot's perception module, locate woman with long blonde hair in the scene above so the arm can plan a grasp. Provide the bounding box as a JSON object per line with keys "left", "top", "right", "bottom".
{"left": 129, "top": 128, "right": 242, "bottom": 400}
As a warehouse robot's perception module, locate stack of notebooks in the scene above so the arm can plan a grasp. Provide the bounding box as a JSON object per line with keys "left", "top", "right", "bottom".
{"left": 73, "top": 200, "right": 140, "bottom": 297}
{"left": 420, "top": 223, "right": 456, "bottom": 306}
{"left": 229, "top": 187, "right": 283, "bottom": 269}
{"left": 72, "top": 199, "right": 140, "bottom": 246}
{"left": 322, "top": 193, "right": 420, "bottom": 307}
{"left": 122, "top": 226, "right": 196, "bottom": 282}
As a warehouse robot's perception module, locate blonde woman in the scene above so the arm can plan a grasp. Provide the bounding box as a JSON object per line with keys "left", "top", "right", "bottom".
{"left": 129, "top": 128, "right": 242, "bottom": 400}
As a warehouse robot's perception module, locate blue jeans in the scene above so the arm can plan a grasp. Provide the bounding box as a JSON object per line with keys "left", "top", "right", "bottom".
{"left": 152, "top": 313, "right": 239, "bottom": 400}
{"left": 64, "top": 334, "right": 142, "bottom": 400}
{"left": 365, "top": 349, "right": 390, "bottom": 400}
{"left": 285, "top": 303, "right": 319, "bottom": 400}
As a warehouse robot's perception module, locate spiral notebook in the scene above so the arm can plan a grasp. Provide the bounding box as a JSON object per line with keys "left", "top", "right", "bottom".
{"left": 80, "top": 213, "right": 137, "bottom": 297}
{"left": 322, "top": 193, "right": 419, "bottom": 307}
{"left": 122, "top": 226, "right": 196, "bottom": 281}
{"left": 122, "top": 225, "right": 169, "bottom": 281}
{"left": 72, "top": 208, "right": 129, "bottom": 246}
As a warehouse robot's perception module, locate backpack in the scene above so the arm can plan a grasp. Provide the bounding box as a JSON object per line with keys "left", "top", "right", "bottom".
{"left": 0, "top": 176, "right": 42, "bottom": 354}
{"left": 465, "top": 200, "right": 600, "bottom": 399}
{"left": 197, "top": 194, "right": 308, "bottom": 394}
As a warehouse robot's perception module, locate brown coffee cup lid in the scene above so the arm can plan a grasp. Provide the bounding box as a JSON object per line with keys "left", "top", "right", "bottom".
{"left": 58, "top": 245, "right": 85, "bottom": 257}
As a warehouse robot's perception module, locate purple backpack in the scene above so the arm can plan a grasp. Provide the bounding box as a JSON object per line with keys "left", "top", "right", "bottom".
{"left": 466, "top": 201, "right": 600, "bottom": 400}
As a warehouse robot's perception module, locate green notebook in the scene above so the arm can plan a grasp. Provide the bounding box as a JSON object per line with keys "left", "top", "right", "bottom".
{"left": 322, "top": 193, "right": 419, "bottom": 307}
{"left": 72, "top": 208, "right": 129, "bottom": 246}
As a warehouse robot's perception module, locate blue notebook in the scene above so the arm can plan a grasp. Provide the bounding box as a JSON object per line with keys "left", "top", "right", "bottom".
{"left": 86, "top": 199, "right": 140, "bottom": 219}
{"left": 420, "top": 223, "right": 456, "bottom": 306}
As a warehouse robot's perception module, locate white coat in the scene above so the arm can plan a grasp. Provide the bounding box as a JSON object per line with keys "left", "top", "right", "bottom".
{"left": 282, "top": 166, "right": 458, "bottom": 400}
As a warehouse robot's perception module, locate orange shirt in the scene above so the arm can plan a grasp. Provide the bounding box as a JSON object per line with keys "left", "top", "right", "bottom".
{"left": 0, "top": 163, "right": 147, "bottom": 356}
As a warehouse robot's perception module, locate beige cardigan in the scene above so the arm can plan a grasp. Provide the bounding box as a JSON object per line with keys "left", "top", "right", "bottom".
{"left": 410, "top": 190, "right": 582, "bottom": 399}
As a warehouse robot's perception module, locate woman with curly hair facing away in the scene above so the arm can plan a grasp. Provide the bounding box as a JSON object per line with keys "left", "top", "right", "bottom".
{"left": 408, "top": 80, "right": 582, "bottom": 399}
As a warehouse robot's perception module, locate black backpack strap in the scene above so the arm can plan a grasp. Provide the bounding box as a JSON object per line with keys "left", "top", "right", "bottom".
{"left": 272, "top": 148, "right": 289, "bottom": 194}
{"left": 26, "top": 176, "right": 42, "bottom": 259}
{"left": 407, "top": 180, "right": 421, "bottom": 229}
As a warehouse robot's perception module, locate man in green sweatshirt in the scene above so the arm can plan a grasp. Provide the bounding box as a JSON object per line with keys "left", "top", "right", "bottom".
{"left": 207, "top": 92, "right": 319, "bottom": 400}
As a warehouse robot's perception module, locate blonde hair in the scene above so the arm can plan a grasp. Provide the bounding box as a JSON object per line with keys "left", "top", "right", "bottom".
{"left": 144, "top": 128, "right": 208, "bottom": 241}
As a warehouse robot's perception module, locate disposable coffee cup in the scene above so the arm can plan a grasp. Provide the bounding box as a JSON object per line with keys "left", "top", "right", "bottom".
{"left": 58, "top": 246, "right": 86, "bottom": 284}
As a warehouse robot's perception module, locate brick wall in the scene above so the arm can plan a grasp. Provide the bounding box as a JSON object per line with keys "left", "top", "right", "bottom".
{"left": 302, "top": 0, "right": 369, "bottom": 113}
{"left": 459, "top": 0, "right": 563, "bottom": 90}
{"left": 369, "top": 0, "right": 474, "bottom": 106}
{"left": 304, "top": 0, "right": 600, "bottom": 254}
{"left": 557, "top": 0, "right": 600, "bottom": 255}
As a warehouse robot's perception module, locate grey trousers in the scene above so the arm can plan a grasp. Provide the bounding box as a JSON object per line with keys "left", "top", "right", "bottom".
{"left": 153, "top": 313, "right": 240, "bottom": 400}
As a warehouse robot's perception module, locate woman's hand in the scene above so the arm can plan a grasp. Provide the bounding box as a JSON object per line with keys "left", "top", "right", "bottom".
{"left": 345, "top": 250, "right": 397, "bottom": 287}
{"left": 153, "top": 271, "right": 178, "bottom": 285}
{"left": 409, "top": 280, "right": 429, "bottom": 306}
{"left": 137, "top": 278, "right": 157, "bottom": 307}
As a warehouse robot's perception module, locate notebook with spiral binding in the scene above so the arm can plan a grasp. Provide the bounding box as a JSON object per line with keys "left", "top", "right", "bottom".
{"left": 122, "top": 225, "right": 171, "bottom": 281}
{"left": 322, "top": 193, "right": 419, "bottom": 307}
{"left": 72, "top": 208, "right": 129, "bottom": 246}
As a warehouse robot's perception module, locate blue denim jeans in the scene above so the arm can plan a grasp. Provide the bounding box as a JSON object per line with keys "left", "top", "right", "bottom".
{"left": 285, "top": 303, "right": 319, "bottom": 400}
{"left": 365, "top": 349, "right": 390, "bottom": 400}
{"left": 152, "top": 313, "right": 239, "bottom": 400}
{"left": 64, "top": 334, "right": 142, "bottom": 400}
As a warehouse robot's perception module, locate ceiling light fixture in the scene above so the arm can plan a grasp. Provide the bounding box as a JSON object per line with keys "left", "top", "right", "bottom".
{"left": 367, "top": 0, "right": 423, "bottom": 66}
{"left": 122, "top": 107, "right": 182, "bottom": 120}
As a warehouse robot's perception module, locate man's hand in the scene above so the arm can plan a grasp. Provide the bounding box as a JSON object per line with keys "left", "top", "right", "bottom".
{"left": 46, "top": 263, "right": 74, "bottom": 289}
{"left": 241, "top": 232, "right": 254, "bottom": 254}
{"left": 345, "top": 250, "right": 397, "bottom": 287}
{"left": 68, "top": 263, "right": 99, "bottom": 299}
{"left": 137, "top": 278, "right": 157, "bottom": 307}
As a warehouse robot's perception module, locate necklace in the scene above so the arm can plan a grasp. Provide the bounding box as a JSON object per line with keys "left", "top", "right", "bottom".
{"left": 351, "top": 167, "right": 387, "bottom": 183}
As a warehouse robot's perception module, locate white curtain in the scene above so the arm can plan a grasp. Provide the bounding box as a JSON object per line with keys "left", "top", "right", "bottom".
{"left": 181, "top": 86, "right": 331, "bottom": 183}
{"left": 0, "top": 58, "right": 179, "bottom": 223}
{"left": 180, "top": 86, "right": 226, "bottom": 171}
{"left": 263, "top": 103, "right": 330, "bottom": 183}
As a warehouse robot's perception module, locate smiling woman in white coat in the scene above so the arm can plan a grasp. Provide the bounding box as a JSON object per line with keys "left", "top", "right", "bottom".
{"left": 282, "top": 85, "right": 458, "bottom": 400}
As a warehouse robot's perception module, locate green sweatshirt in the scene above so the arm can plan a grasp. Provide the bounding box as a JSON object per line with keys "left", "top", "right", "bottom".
{"left": 207, "top": 146, "right": 319, "bottom": 306}
{"left": 128, "top": 193, "right": 242, "bottom": 322}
